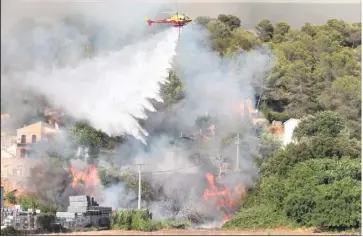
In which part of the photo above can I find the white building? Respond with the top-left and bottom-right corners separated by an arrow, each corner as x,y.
282,118 -> 301,146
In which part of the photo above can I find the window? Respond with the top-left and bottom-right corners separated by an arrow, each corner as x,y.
31,135 -> 36,143
13,168 -> 21,177
16,166 -> 22,176
20,149 -> 26,158
1,165 -> 10,177
21,135 -> 26,144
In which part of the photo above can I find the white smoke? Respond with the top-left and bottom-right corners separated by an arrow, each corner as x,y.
20,29 -> 178,142
3,29 -> 179,143
1,0 -> 177,142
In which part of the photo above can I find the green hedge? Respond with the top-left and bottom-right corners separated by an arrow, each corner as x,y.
111,209 -> 191,232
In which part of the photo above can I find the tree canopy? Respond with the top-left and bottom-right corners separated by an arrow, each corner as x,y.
188,14 -> 361,231
192,15 -> 361,140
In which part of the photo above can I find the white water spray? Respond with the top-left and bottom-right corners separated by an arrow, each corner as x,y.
19,28 -> 179,142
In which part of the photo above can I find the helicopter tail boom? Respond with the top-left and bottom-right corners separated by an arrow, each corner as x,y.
144,17 -> 153,26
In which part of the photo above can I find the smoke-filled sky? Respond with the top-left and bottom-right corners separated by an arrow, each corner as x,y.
0,0 -> 294,223
1,0 -> 179,141
2,0 -> 269,211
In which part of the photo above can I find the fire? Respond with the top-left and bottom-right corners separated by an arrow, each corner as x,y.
238,100 -> 253,119
202,173 -> 240,223
69,164 -> 100,189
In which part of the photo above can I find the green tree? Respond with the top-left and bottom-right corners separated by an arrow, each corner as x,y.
217,14 -> 241,30
293,111 -> 345,140
273,21 -> 290,43
262,20 -> 361,137
301,22 -> 318,37
283,158 -> 361,229
70,121 -> 124,159
255,19 -> 274,43
345,23 -> 361,48
228,28 -> 262,53
160,69 -> 184,108
318,75 -> 361,139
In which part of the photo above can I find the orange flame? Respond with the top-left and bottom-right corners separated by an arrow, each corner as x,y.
69,164 -> 100,189
202,173 -> 239,223
238,100 -> 253,119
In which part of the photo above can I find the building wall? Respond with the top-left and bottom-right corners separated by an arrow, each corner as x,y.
14,121 -> 59,158
1,145 -> 17,159
16,122 -> 44,144
282,119 -> 301,146
1,132 -> 17,149
0,157 -> 40,178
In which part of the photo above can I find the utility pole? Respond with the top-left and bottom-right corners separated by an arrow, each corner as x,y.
216,154 -> 225,178
136,164 -> 148,210
235,133 -> 240,172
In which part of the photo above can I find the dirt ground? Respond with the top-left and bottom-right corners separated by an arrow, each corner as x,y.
49,228 -> 336,236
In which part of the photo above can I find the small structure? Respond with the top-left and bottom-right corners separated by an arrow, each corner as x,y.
55,195 -> 112,229
282,118 -> 301,146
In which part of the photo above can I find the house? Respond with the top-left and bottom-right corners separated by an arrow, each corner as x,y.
282,118 -> 301,146
15,121 -> 59,159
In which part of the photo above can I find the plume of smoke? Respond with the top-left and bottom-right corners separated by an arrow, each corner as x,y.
119,23 -> 274,223
2,0 -> 274,224
101,23 -> 273,224
101,183 -> 141,210
2,0 -> 177,142
1,0 -> 180,208
20,29 -> 178,142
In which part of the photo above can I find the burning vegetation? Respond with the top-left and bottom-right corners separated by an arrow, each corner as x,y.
68,163 -> 101,198
202,173 -> 244,222
69,164 -> 100,189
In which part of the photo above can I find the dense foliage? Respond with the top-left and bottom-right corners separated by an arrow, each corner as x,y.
195,17 -> 361,139
18,195 -> 59,215
225,112 -> 361,230
190,16 -> 361,231
111,209 -> 190,232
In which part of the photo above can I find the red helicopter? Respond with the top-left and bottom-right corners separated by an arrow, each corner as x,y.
144,13 -> 193,28
145,12 -> 192,37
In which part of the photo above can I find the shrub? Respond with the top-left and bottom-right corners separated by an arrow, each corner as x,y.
0,226 -> 22,236
222,204 -> 292,229
111,209 -> 158,231
18,195 -> 59,215
5,192 -> 16,204
111,209 -> 190,232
